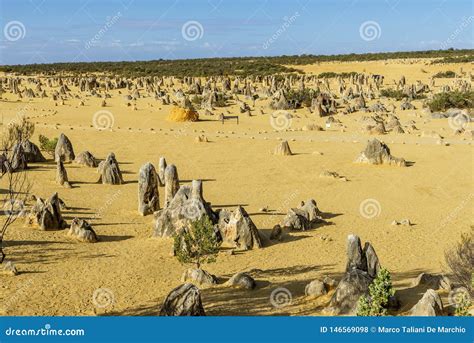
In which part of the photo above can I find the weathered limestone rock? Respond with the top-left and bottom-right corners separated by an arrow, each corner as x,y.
364,242 -> 381,278
160,283 -> 206,316
346,234 -> 366,272
409,289 -> 444,316
323,276 -> 338,290
54,133 -> 75,162
97,153 -> 123,185
305,280 -> 328,297
21,140 -> 46,162
138,162 -> 160,216
9,143 -> 27,171
74,151 -> 98,167
226,272 -> 256,290
411,273 -> 452,291
158,157 -> 167,186
181,268 -> 217,286
56,160 -> 71,188
345,235 -> 381,278
273,140 -> 292,156
28,193 -> 67,230
217,206 -> 262,250
328,269 -> 373,314
355,139 -> 406,167
66,218 -> 98,242
153,180 -> 216,237
269,224 -> 284,241
281,199 -> 323,231
328,235 -> 381,314
1,261 -> 18,276
164,164 -> 179,207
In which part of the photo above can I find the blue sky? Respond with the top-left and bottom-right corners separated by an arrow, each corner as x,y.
0,0 -> 472,65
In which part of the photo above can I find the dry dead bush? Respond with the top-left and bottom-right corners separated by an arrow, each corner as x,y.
445,228 -> 474,295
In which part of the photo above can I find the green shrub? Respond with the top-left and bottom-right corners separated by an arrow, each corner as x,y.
191,95 -> 202,105
428,91 -> 474,112
453,291 -> 472,316
3,50 -> 472,77
318,71 -> 357,79
380,88 -> 406,100
379,88 -> 426,101
173,215 -> 220,269
433,71 -> 456,78
286,88 -> 317,108
357,268 -> 395,316
214,94 -> 227,107
38,134 -> 58,157
433,55 -> 474,64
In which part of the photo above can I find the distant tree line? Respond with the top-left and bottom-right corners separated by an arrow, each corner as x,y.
1,49 -> 472,78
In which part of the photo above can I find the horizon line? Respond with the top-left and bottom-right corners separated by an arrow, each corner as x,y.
1,48 -> 473,67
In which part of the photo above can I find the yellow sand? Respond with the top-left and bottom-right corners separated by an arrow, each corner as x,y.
167,106 -> 199,122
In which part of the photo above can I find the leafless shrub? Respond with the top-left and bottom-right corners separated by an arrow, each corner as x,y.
1,116 -> 35,152
445,228 -> 474,295
0,117 -> 33,264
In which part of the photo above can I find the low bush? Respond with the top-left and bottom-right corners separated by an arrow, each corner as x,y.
428,91 -> 474,112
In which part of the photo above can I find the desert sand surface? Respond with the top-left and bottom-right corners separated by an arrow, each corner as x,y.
0,59 -> 472,316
